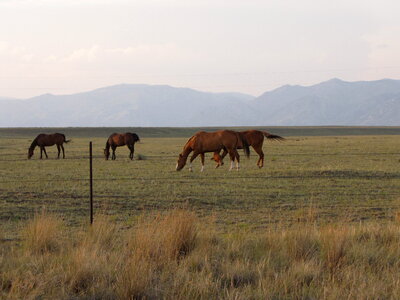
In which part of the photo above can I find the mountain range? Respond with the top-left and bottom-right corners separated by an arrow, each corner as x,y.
1,78 -> 399,127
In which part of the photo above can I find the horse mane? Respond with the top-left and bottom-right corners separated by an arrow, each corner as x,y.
29,136 -> 39,150
181,135 -> 196,154
185,135 -> 195,146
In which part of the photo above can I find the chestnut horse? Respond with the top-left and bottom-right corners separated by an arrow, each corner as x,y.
176,130 -> 250,172
104,132 -> 140,160
28,133 -> 70,159
212,130 -> 284,168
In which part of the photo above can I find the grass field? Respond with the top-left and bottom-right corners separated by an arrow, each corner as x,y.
1,127 -> 399,235
1,127 -> 400,298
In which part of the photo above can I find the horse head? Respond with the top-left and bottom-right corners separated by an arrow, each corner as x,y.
132,133 -> 140,143
211,152 -> 224,168
104,148 -> 110,160
28,148 -> 34,159
176,153 -> 187,171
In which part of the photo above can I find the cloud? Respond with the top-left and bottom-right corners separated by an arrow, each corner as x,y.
63,45 -> 100,63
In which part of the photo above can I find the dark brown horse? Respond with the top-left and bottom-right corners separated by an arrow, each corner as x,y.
176,130 -> 250,172
28,133 -> 70,159
104,132 -> 140,160
212,130 -> 284,168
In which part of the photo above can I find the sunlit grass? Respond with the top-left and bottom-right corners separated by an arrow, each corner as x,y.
2,210 -> 400,299
0,133 -> 399,238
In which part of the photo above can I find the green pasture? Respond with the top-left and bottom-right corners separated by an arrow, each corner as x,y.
0,128 -> 399,237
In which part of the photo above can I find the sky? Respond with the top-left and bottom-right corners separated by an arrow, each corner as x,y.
1,0 -> 400,98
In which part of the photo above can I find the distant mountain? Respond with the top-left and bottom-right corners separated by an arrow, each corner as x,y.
253,78 -> 400,125
0,85 -> 257,127
1,79 -> 400,127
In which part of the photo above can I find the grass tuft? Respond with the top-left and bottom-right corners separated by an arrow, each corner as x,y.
4,210 -> 400,299
21,210 -> 63,254
136,153 -> 147,160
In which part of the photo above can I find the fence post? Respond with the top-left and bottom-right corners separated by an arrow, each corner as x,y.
89,141 -> 93,224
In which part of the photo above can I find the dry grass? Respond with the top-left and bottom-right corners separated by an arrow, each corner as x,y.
21,210 -> 64,254
116,210 -> 198,299
2,210 -> 400,299
129,209 -> 198,263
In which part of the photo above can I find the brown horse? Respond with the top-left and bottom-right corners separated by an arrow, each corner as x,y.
212,130 -> 284,168
28,133 -> 70,159
176,130 -> 250,172
104,132 -> 140,160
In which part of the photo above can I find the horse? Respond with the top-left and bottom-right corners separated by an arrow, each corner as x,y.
176,130 -> 250,172
28,133 -> 70,159
212,130 -> 284,168
104,132 -> 140,160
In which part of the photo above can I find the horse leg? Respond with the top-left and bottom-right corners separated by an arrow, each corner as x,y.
189,151 -> 200,172
200,153 -> 205,172
57,145 -> 61,159
112,146 -> 116,160
234,149 -> 240,171
43,147 -> 48,159
227,150 -> 236,171
128,144 -> 134,160
40,147 -> 43,159
253,146 -> 264,168
61,144 -> 65,159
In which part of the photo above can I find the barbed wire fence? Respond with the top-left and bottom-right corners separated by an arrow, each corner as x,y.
1,144 -> 399,225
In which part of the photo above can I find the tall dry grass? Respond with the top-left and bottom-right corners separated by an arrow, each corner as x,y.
21,210 -> 64,254
1,210 -> 400,299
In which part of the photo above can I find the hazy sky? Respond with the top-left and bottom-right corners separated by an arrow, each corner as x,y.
1,0 -> 400,98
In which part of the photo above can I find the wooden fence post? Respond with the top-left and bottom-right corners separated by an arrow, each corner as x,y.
89,141 -> 93,224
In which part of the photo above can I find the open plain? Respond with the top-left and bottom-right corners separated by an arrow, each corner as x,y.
1,127 -> 399,233
1,127 -> 400,299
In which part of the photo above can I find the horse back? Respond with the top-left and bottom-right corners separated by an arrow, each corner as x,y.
108,133 -> 125,147
241,130 -> 264,146
195,130 -> 238,151
36,133 -> 65,146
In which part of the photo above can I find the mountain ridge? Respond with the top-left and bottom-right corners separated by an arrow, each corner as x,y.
1,79 -> 399,127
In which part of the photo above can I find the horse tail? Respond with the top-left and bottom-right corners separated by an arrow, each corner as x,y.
262,131 -> 285,141
61,134 -> 71,143
238,133 -> 250,158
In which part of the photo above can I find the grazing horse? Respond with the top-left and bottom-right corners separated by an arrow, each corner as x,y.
104,132 -> 140,160
28,133 -> 70,159
212,130 -> 284,168
176,130 -> 250,172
